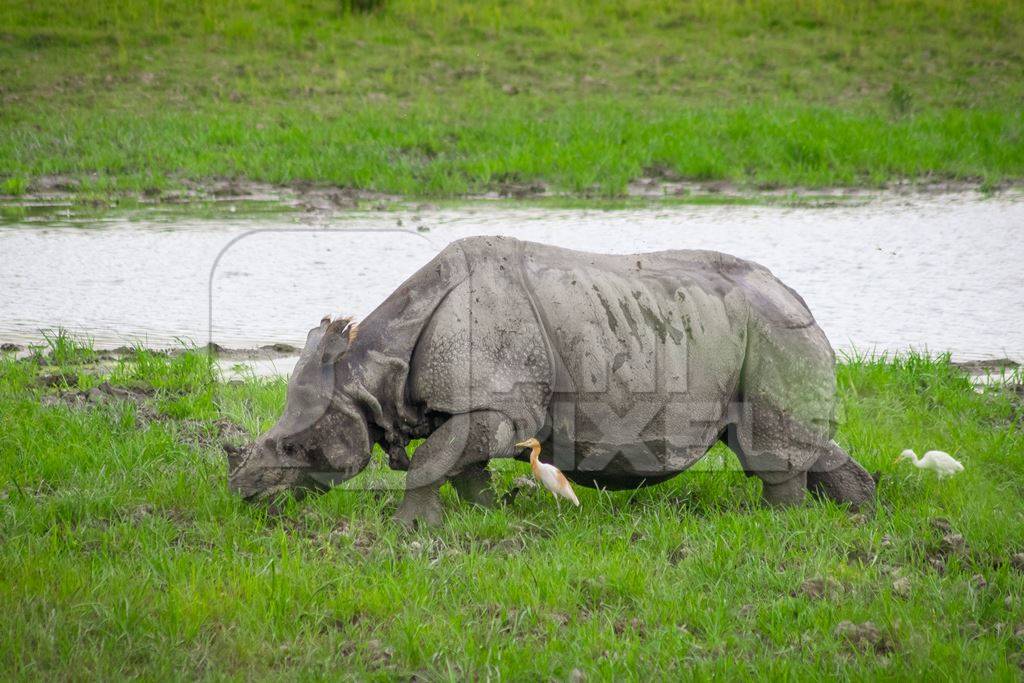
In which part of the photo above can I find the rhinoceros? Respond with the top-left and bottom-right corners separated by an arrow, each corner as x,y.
228,236 -> 875,526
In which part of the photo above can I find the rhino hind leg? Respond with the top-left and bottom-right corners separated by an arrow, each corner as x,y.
724,386 -> 876,508
724,424 -> 874,508
807,441 -> 876,508
723,422 -> 806,507
761,471 -> 807,506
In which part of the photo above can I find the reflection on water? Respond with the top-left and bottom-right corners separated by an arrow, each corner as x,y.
1,194 -> 1022,362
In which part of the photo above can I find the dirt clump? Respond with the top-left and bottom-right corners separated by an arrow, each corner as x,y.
941,533 -> 967,555
799,577 -> 842,600
38,372 -> 80,387
834,620 -> 892,653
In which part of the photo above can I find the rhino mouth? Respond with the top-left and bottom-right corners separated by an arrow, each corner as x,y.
226,437 -> 369,499
232,468 -> 355,500
232,468 -> 303,501
307,464 -> 364,490
308,471 -> 351,489
244,482 -> 297,501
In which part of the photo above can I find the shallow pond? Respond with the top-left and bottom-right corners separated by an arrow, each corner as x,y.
1,193 -> 1022,363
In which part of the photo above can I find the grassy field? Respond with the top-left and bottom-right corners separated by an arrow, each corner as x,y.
2,335 -> 1023,678
1,0 -> 1023,199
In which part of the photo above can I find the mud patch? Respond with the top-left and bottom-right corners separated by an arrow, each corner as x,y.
180,417 -> 251,453
953,358 -> 1020,373
120,503 -> 193,527
39,379 -> 156,416
8,176 -> 402,211
38,371 -> 81,387
833,620 -> 894,654
1010,553 -> 1024,572
494,179 -> 547,199
266,512 -> 382,557
36,375 -> 251,454
797,577 -> 842,600
667,544 -> 690,565
7,174 -> 1015,210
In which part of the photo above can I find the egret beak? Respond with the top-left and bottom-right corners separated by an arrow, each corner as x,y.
515,438 -> 536,449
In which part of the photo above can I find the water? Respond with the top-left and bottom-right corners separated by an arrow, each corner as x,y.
2,194 -> 1022,362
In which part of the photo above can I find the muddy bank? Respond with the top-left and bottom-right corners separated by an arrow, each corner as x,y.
3,341 -> 302,382
5,341 -> 299,363
952,358 -> 1020,374
3,174 -> 1021,210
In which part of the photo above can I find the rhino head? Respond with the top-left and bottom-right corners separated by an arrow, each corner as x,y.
227,316 -> 376,500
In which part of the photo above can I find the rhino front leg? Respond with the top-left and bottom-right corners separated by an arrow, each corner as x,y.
386,442 -> 411,471
394,410 -> 515,528
394,481 -> 444,528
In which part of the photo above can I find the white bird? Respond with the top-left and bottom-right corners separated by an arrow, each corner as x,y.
895,449 -> 964,479
516,438 -> 580,508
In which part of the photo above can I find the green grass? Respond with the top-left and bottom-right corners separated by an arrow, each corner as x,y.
1,0 -> 1022,200
2,335 -> 1023,678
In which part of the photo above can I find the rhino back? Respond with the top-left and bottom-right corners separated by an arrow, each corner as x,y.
517,244 -> 754,473
410,239 -> 754,473
407,238 -> 836,478
517,244 -> 750,401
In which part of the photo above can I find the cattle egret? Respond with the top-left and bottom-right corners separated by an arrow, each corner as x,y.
895,449 -> 964,479
515,438 -> 580,508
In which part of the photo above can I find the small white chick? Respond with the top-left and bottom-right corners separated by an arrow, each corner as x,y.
895,449 -> 964,479
516,438 -> 580,508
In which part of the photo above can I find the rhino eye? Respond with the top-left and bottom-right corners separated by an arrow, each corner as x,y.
281,441 -> 299,457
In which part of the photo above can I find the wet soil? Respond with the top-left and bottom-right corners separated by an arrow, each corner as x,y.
4,174 -> 1019,208
33,366 -> 251,452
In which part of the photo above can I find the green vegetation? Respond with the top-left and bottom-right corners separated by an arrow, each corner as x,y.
2,334 -> 1023,677
1,0 -> 1022,199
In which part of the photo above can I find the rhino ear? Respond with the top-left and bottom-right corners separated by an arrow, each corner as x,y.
301,315 -> 333,351
318,317 -> 354,365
